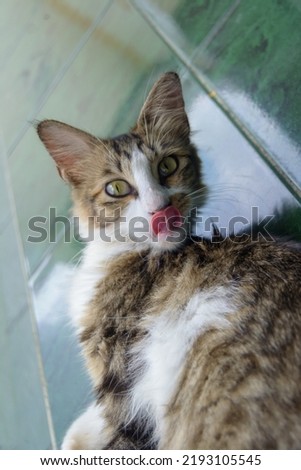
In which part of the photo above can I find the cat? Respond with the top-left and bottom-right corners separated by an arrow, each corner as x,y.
37,72 -> 301,450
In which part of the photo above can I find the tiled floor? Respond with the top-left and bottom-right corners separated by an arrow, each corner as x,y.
1,0 -> 300,449
0,138 -> 53,450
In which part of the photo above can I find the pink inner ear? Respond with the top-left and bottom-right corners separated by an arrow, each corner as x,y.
52,149 -> 85,184
50,139 -> 89,184
56,152 -> 78,171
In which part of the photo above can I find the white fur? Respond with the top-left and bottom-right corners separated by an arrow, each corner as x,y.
61,402 -> 109,450
131,148 -> 169,213
124,147 -> 189,251
130,286 -> 235,442
69,239 -> 131,328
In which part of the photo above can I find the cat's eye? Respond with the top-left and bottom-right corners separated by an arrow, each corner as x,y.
158,156 -> 178,177
105,180 -> 132,197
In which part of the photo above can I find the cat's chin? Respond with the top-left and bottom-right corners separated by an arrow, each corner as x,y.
107,232 -> 186,254
149,238 -> 185,254
77,219 -> 188,255
149,229 -> 187,253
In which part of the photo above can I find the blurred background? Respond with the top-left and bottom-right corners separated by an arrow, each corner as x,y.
0,0 -> 301,449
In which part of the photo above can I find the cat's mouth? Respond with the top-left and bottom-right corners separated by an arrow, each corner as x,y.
150,205 -> 184,236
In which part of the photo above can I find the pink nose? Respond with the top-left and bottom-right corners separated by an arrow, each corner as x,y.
150,206 -> 183,235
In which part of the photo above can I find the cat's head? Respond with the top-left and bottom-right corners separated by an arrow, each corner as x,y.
37,72 -> 206,253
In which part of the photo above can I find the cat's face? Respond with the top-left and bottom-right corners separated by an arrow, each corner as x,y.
38,72 -> 206,252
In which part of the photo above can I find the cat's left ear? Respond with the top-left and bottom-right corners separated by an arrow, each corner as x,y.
136,72 -> 190,145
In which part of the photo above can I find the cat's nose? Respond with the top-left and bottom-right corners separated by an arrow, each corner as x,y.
147,203 -> 170,215
144,188 -> 169,214
148,204 -> 169,215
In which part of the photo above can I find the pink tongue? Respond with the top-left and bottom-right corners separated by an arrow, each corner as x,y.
150,206 -> 183,236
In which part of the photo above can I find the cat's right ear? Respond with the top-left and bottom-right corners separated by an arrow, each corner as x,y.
136,72 -> 190,146
37,120 -> 97,185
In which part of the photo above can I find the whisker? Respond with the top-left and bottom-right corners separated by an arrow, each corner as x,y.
93,138 -> 116,161
68,246 -> 86,265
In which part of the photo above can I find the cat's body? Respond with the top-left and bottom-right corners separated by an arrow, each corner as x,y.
38,72 -> 301,450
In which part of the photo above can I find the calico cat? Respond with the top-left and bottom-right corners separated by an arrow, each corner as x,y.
37,72 -> 301,450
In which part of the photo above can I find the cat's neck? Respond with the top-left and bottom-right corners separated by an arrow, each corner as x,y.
69,236 -> 152,328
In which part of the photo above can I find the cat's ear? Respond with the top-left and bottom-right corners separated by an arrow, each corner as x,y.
37,120 -> 97,185
136,72 -> 190,145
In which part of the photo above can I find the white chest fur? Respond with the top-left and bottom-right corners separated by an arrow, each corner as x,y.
130,286 -> 234,442
69,241 -> 128,329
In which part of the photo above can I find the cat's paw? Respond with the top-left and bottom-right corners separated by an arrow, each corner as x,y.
61,402 -> 110,450
61,433 -> 84,450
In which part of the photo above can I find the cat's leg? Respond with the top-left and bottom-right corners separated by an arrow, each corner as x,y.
61,402 -> 113,450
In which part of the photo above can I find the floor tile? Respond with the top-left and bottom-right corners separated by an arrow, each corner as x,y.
193,0 -> 301,190
0,0 -> 110,153
33,251 -> 91,447
0,142 -> 53,449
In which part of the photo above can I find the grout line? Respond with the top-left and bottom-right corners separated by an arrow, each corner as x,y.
0,133 -> 57,450
193,0 -> 241,55
130,0 -> 301,204
7,0 -> 112,158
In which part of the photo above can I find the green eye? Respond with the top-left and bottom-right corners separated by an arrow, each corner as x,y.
158,156 -> 178,177
105,180 -> 132,197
